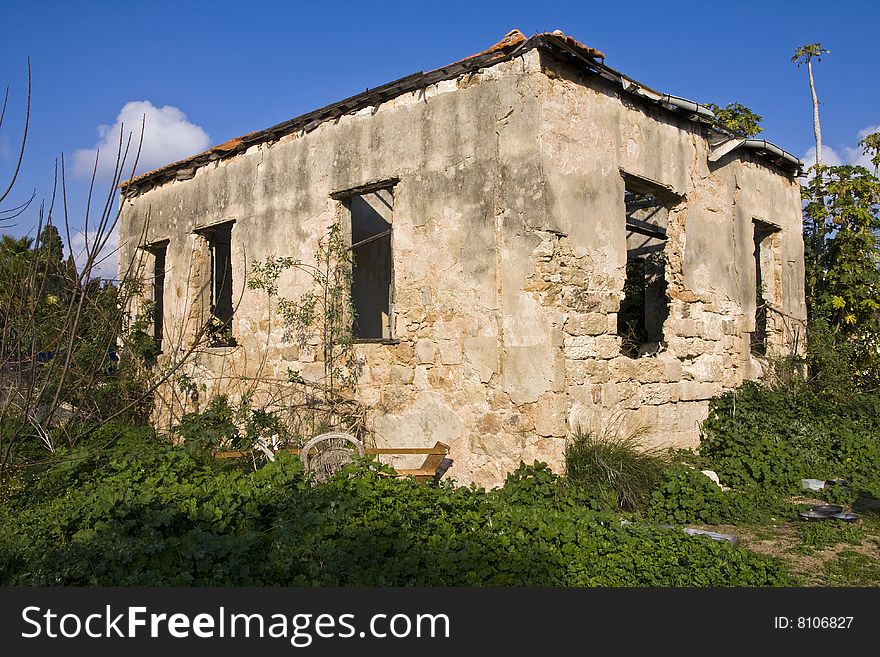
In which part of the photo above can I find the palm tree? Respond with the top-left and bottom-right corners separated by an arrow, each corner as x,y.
792,43 -> 830,169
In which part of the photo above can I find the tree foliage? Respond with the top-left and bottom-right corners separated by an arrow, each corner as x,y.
706,102 -> 763,138
0,227 -> 154,469
860,131 -> 880,176
801,164 -> 880,387
0,62 -> 173,485
791,42 -> 830,67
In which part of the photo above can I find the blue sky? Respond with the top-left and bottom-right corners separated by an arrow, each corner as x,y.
1,0 -> 877,275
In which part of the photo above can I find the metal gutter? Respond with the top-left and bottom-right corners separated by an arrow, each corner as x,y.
742,139 -> 803,169
611,73 -> 715,123
660,94 -> 716,121
540,34 -> 716,124
709,138 -> 803,171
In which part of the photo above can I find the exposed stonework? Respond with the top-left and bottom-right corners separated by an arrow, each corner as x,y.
118,30 -> 806,488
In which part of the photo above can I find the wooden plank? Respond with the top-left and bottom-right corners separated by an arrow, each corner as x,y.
330,177 -> 401,200
364,447 -> 448,455
414,453 -> 446,473
282,447 -> 448,455
625,219 -> 667,240
213,450 -> 251,458
350,229 -> 392,251
276,447 -> 447,455
396,442 -> 452,480
213,442 -> 450,459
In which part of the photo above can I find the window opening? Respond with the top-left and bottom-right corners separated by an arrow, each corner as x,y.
147,241 -> 167,350
346,187 -> 394,340
750,221 -> 777,356
199,222 -> 235,346
618,176 -> 673,357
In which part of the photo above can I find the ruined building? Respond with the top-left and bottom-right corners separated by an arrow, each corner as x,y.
119,30 -> 806,487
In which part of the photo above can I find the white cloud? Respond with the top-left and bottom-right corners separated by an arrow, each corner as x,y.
801,123 -> 880,171
802,144 -> 843,168
857,124 -> 880,139
73,101 -> 210,179
68,224 -> 119,281
842,124 -> 880,169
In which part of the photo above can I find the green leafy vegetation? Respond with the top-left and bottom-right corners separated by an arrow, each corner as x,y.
700,383 -> 880,500
861,132 -> 880,176
650,383 -> 880,586
171,394 -> 284,456
823,549 -> 880,586
0,428 -> 792,587
705,102 -> 763,138
1,225 -> 155,484
801,163 -> 880,389
790,521 -> 865,555
648,466 -> 795,526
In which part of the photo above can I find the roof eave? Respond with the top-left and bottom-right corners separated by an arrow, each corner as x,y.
121,32 -> 557,196
121,31 -> 799,196
709,137 -> 803,174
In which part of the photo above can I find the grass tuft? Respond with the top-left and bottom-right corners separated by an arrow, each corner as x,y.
564,424 -> 671,513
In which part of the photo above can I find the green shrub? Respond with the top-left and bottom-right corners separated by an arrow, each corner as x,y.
268,460 -> 792,587
495,462 -> 563,507
647,466 -> 795,526
497,462 -> 616,513
171,395 -> 285,456
171,395 -> 241,455
0,434 -> 793,587
0,425 -> 296,585
563,428 -> 671,513
700,382 -> 880,496
818,482 -> 859,506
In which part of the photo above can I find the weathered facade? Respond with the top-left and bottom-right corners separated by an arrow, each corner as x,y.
119,30 -> 806,487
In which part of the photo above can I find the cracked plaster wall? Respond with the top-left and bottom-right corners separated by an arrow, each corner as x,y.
119,49 -> 806,488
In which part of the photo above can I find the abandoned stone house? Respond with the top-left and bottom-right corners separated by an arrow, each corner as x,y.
118,29 -> 807,487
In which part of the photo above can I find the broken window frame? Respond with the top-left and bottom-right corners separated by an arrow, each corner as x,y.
618,172 -> 679,358
196,221 -> 237,347
333,180 -> 398,344
750,219 -> 779,357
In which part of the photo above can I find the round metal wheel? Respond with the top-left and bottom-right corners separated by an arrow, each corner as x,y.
300,431 -> 365,483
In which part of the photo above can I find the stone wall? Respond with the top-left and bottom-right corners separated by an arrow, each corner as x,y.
118,48 -> 806,488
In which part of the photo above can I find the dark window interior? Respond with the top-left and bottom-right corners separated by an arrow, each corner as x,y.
618,177 -> 672,357
202,222 -> 235,346
750,221 -> 776,356
149,242 -> 167,349
348,189 -> 393,340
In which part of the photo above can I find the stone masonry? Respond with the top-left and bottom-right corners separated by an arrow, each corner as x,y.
118,30 -> 806,488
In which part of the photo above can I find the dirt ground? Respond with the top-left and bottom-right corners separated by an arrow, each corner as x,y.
690,496 -> 880,586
